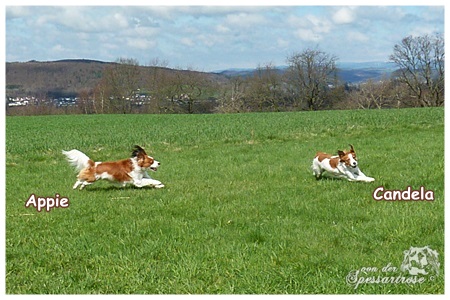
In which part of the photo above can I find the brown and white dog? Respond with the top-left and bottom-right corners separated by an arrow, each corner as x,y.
312,144 -> 375,182
62,145 -> 164,190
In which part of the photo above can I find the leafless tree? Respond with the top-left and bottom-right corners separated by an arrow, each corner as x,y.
102,58 -> 141,113
78,89 -> 96,114
349,78 -> 395,109
389,34 -> 444,107
286,48 -> 338,110
176,68 -> 211,114
146,58 -> 172,113
216,76 -> 247,113
246,63 -> 286,111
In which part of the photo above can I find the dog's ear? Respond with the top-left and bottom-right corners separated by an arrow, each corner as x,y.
132,145 -> 147,158
338,150 -> 345,158
349,144 -> 355,153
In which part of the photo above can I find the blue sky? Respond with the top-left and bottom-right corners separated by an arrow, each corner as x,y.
5,3 -> 445,71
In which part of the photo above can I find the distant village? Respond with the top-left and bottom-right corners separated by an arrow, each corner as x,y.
7,94 -> 153,108
7,96 -> 76,107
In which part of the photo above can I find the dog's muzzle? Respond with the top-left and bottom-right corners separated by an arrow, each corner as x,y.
150,161 -> 160,171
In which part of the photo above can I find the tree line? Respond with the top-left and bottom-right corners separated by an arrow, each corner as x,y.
7,33 -> 444,115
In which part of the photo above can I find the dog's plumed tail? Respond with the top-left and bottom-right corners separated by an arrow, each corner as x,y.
62,149 -> 94,171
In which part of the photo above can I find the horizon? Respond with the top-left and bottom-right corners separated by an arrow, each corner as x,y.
6,58 -> 397,72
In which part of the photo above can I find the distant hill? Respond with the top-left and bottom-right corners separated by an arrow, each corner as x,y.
6,60 -> 110,98
6,59 -> 226,99
336,61 -> 397,83
213,61 -> 398,83
6,59 -> 398,99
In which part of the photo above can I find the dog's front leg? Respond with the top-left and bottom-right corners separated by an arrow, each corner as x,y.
353,169 -> 375,182
357,174 -> 375,182
134,178 -> 165,188
144,171 -> 164,188
342,170 -> 359,181
144,178 -> 165,188
336,165 -> 358,181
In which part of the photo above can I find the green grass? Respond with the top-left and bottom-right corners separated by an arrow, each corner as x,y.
5,108 -> 444,294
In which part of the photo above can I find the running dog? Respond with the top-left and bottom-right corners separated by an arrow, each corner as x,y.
62,145 -> 164,190
312,144 -> 375,182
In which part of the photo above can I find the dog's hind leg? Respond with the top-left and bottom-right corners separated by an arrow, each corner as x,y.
311,161 -> 323,180
74,167 -> 96,190
314,171 -> 323,180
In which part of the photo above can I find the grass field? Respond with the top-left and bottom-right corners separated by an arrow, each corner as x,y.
5,108 -> 444,294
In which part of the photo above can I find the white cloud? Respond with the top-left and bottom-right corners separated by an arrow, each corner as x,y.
33,7 -> 130,33
51,44 -> 65,52
332,7 -> 355,24
289,14 -> 332,42
180,37 -> 195,47
6,6 -> 32,19
216,24 -> 231,33
295,28 -> 322,42
126,38 -> 157,50
347,30 -> 369,42
308,15 -> 332,33
125,26 -> 159,38
225,12 -> 265,28
277,38 -> 290,49
112,13 -> 129,28
198,34 -> 217,47
408,26 -> 441,37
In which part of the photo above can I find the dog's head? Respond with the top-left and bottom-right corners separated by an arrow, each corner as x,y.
338,144 -> 358,168
132,145 -> 160,171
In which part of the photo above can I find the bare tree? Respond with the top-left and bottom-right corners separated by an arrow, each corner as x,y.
246,63 -> 286,111
102,58 -> 141,113
216,76 -> 247,113
78,88 -> 96,114
146,58 -> 171,113
286,48 -> 338,110
92,80 -> 106,114
177,68 -> 211,114
389,34 -> 444,107
348,78 -> 395,109
154,67 -> 213,114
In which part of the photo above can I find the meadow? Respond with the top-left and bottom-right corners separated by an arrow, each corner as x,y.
5,108 -> 444,294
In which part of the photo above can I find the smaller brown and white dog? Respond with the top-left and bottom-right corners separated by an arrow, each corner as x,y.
62,145 -> 164,190
312,144 -> 375,182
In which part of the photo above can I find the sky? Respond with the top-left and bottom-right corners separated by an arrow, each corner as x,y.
4,2 -> 446,72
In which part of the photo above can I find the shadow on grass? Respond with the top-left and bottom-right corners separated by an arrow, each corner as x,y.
75,185 -> 161,192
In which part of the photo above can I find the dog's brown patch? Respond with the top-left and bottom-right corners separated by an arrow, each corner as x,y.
95,159 -> 134,182
316,152 -> 332,162
329,157 -> 339,169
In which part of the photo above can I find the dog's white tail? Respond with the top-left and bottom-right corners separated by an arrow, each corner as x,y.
62,149 -> 92,171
